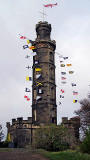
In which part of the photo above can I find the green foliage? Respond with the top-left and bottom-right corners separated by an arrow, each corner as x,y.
0,124 -> 4,142
80,129 -> 90,154
34,125 -> 70,151
40,150 -> 90,160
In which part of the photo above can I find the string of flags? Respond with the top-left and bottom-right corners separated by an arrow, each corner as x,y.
57,53 -> 79,105
19,32 -> 43,103
19,34 -> 36,103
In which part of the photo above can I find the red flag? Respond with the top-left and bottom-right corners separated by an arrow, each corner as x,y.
61,77 -> 66,80
19,34 -> 26,39
61,89 -> 64,93
24,95 -> 27,98
27,98 -> 30,101
20,36 -> 26,39
44,3 -> 57,8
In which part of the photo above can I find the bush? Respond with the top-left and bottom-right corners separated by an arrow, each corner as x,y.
80,129 -> 90,154
34,125 -> 70,151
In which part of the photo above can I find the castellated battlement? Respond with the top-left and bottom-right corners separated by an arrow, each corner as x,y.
6,117 -> 32,129
61,116 -> 80,140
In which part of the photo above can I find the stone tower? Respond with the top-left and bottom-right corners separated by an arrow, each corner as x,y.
32,21 -> 57,125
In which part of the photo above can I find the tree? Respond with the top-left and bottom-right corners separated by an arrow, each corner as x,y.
34,124 -> 71,151
0,124 -> 4,142
75,98 -> 90,134
80,128 -> 90,154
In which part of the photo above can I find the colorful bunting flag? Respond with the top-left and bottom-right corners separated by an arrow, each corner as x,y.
19,35 -> 26,39
26,76 -> 32,81
25,55 -> 30,58
38,89 -> 43,94
71,83 -> 76,87
35,60 -> 39,64
73,91 -> 78,95
29,46 -> 35,50
61,89 -> 64,93
63,57 -> 68,60
61,72 -> 66,75
73,100 -> 78,103
60,61 -> 63,63
36,96 -> 42,101
61,77 -> 66,80
36,74 -> 41,79
59,102 -> 62,105
61,81 -> 66,84
27,39 -> 33,44
60,95 -> 64,98
23,45 -> 29,49
35,68 -> 42,72
66,64 -> 72,67
27,40 -> 30,44
69,71 -> 74,74
27,98 -> 30,101
44,3 -> 57,8
26,66 -> 31,69
24,95 -> 27,98
61,64 -> 65,67
25,88 -> 31,92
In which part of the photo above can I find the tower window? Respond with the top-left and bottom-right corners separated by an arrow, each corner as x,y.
49,52 -> 53,61
34,89 -> 36,99
52,117 -> 56,123
34,110 -> 36,121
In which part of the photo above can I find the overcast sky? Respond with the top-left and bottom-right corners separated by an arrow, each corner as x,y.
0,0 -> 90,137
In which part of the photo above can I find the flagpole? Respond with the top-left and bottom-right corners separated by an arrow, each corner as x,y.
43,6 -> 44,22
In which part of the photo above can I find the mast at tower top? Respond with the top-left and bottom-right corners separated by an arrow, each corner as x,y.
39,7 -> 47,22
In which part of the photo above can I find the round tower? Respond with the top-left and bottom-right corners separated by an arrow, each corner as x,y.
32,21 -> 57,125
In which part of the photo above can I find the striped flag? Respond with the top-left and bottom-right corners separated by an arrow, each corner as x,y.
23,45 -> 29,49
73,91 -> 78,95
61,77 -> 66,80
61,72 -> 66,75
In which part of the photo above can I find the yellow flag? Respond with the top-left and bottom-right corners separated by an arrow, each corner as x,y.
67,64 -> 72,66
73,100 -> 77,103
7,133 -> 11,142
29,46 -> 35,50
27,40 -> 30,44
35,68 -> 42,72
26,76 -> 29,81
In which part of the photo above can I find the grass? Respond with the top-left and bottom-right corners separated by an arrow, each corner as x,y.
38,149 -> 90,160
